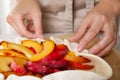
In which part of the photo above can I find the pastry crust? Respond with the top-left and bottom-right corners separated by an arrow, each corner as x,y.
0,36 -> 112,80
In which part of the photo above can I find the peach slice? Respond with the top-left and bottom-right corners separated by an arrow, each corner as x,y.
0,41 -> 9,49
3,71 -> 18,78
10,57 -> 27,75
21,40 -> 43,54
30,40 -> 55,61
7,43 -> 34,59
0,49 -> 28,60
14,57 -> 27,68
0,56 -> 14,72
69,62 -> 94,70
64,52 -> 90,63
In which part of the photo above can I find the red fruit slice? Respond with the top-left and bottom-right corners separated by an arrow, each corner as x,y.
25,61 -> 54,75
41,49 -> 68,61
55,44 -> 68,51
41,59 -> 68,69
40,44 -> 68,61
38,44 -> 69,69
53,69 -> 60,72
10,61 -> 26,75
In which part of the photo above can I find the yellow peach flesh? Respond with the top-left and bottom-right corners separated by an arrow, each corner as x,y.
30,40 -> 55,61
0,49 -> 28,60
13,57 -> 27,69
0,56 -> 14,72
7,43 -> 34,59
22,40 -> 43,53
0,41 -> 9,49
64,52 -> 90,63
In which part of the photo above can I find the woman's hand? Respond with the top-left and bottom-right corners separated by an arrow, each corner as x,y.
7,0 -> 44,39
69,0 -> 120,57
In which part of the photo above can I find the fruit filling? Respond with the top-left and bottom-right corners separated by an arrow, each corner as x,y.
0,39 -> 94,78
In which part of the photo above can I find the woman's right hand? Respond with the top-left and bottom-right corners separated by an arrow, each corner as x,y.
7,0 -> 44,39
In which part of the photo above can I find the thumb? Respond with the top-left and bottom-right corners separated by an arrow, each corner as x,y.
15,16 -> 36,38
32,14 -> 44,39
69,18 -> 91,42
69,26 -> 88,42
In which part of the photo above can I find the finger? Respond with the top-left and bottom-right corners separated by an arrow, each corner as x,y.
23,18 -> 35,32
7,14 -> 22,34
9,22 -> 21,35
15,16 -> 36,38
7,14 -> 36,38
98,36 -> 116,57
28,25 -> 34,32
27,20 -> 34,32
32,14 -> 44,39
69,19 -> 91,42
89,24 -> 114,55
78,17 -> 104,51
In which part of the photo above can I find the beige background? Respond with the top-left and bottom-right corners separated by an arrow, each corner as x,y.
0,0 -> 120,52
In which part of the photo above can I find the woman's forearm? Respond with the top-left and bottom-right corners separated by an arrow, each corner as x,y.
17,0 -> 39,2
93,0 -> 120,17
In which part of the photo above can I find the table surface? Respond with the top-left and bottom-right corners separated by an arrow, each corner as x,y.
49,33 -> 120,80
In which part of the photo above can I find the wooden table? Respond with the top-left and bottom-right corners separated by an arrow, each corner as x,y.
45,33 -> 120,80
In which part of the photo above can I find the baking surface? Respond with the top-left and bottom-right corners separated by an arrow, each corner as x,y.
49,33 -> 120,80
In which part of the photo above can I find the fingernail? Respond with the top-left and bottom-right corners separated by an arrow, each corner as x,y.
89,50 -> 95,54
78,42 -> 84,52
78,46 -> 83,52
